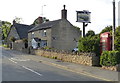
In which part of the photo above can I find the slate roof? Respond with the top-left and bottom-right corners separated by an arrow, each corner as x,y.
13,23 -> 34,39
28,19 -> 63,32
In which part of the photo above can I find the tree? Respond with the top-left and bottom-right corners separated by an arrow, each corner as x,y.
86,30 -> 95,37
32,17 -> 49,26
9,36 -> 16,42
14,17 -> 23,23
100,26 -> 112,34
115,26 -> 120,36
115,26 -> 120,51
0,21 -> 11,40
78,35 -> 100,56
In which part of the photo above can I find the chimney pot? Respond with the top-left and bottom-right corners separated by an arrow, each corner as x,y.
63,5 -> 66,9
61,5 -> 67,19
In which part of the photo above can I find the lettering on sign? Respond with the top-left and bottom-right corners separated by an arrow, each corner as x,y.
101,34 -> 108,38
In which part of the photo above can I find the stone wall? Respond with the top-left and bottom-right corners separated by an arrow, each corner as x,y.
13,40 -> 28,53
33,49 -> 100,66
102,64 -> 120,71
51,19 -> 81,51
28,28 -> 52,48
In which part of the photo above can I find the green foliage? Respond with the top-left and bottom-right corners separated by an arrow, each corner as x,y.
99,25 -> 120,52
115,26 -> 120,51
100,26 -> 112,34
51,56 -> 57,59
78,35 -> 100,56
2,44 -> 8,48
115,36 -> 120,51
9,36 -> 16,42
43,46 -> 52,50
0,21 -> 11,40
14,17 -> 22,23
115,26 -> 120,36
33,17 -> 49,26
86,30 -> 95,37
22,38 -> 28,43
100,51 -> 120,66
44,55 -> 49,58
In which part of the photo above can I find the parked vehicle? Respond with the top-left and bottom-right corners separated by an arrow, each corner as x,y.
72,47 -> 78,53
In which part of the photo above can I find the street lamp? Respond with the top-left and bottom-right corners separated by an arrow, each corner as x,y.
41,5 -> 46,16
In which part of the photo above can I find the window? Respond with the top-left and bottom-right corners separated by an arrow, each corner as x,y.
102,42 -> 106,51
41,40 -> 47,47
42,30 -> 47,37
31,32 -> 34,38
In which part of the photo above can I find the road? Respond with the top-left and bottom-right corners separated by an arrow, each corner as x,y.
1,47 -> 114,82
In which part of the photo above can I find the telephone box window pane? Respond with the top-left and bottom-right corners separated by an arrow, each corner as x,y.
102,47 -> 106,51
102,42 -> 106,45
102,40 -> 106,42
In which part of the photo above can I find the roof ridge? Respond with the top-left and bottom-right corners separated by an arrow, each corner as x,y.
28,19 -> 63,32
14,23 -> 31,26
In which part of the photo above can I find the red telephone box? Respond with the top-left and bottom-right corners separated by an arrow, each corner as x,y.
100,32 -> 112,54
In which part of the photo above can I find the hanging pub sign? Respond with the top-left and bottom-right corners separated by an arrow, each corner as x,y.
76,10 -> 91,23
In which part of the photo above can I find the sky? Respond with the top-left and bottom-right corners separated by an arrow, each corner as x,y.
0,0 -> 120,34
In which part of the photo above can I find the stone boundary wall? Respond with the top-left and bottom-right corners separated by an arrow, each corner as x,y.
13,40 -> 28,53
32,49 -> 100,66
102,64 -> 120,71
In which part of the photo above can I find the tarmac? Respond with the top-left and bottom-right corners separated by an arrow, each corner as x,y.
22,53 -> 120,82
2,48 -> 120,82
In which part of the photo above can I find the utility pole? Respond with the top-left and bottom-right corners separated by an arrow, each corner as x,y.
112,0 -> 115,50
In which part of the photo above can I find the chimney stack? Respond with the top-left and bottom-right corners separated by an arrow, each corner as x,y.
61,5 -> 67,19
38,17 -> 44,24
13,20 -> 16,24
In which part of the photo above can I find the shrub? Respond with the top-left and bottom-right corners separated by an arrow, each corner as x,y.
51,56 -> 57,59
100,51 -> 120,66
2,44 -> 8,48
9,36 -> 16,42
78,35 -> 100,56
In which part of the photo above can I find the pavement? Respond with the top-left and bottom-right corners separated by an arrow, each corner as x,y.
2,48 -> 120,82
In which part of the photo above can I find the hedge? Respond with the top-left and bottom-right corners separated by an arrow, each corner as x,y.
100,51 -> 120,66
78,36 -> 100,56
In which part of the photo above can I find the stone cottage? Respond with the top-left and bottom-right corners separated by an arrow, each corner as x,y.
7,21 -> 34,51
28,5 -> 81,51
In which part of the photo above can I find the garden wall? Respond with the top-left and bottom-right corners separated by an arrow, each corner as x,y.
13,40 -> 28,53
102,65 -> 120,71
32,49 -> 100,66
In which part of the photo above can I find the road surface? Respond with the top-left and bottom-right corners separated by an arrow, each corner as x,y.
1,47 -> 114,82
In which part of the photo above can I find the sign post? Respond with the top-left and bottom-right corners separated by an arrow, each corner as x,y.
76,10 -> 91,37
